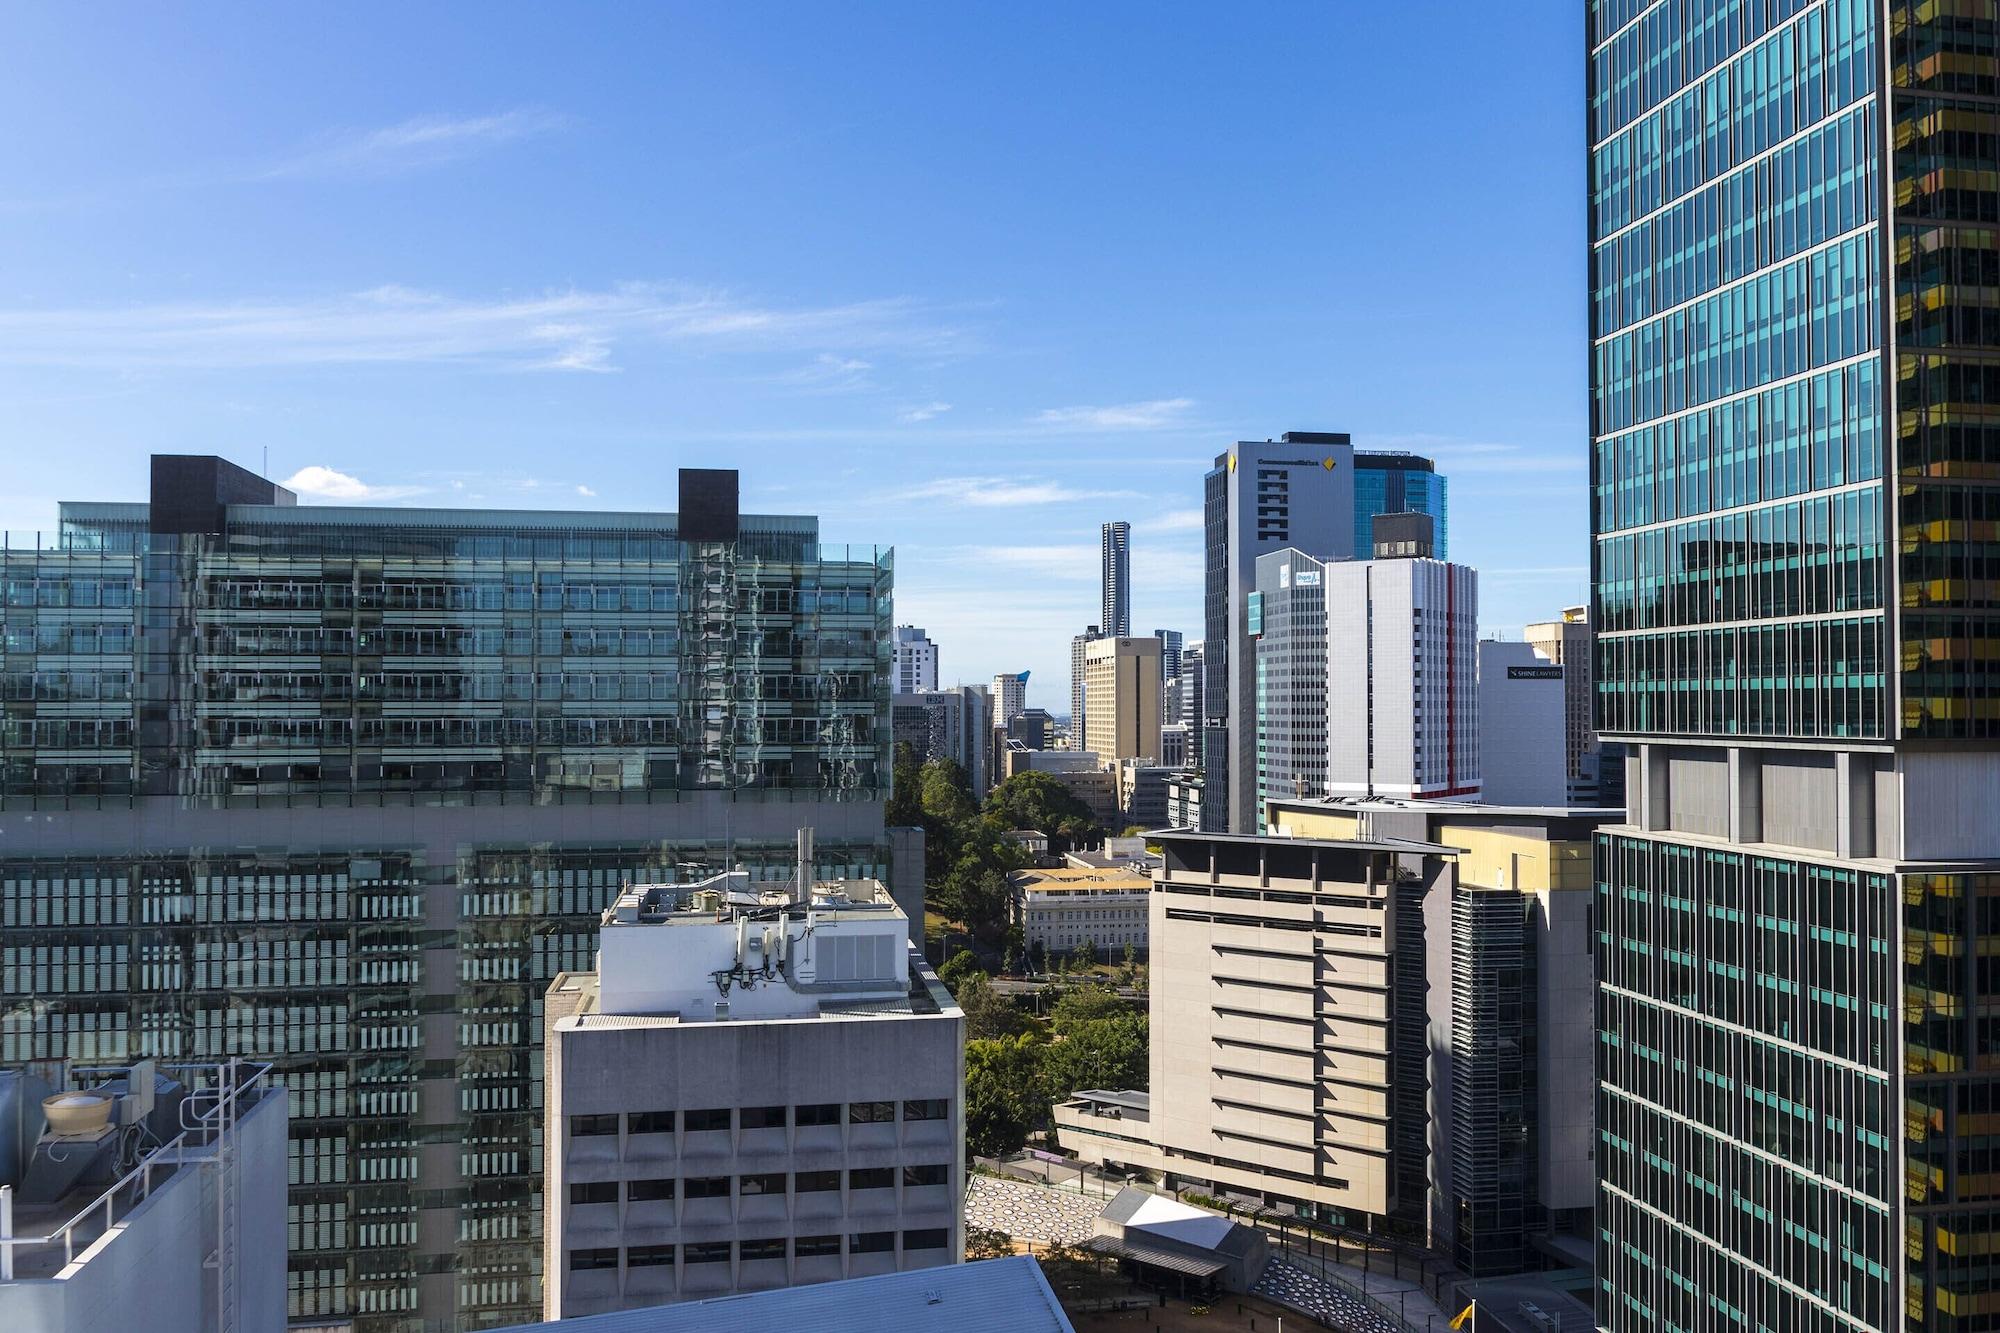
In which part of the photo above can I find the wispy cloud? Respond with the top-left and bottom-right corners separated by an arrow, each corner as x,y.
897,401 -> 953,423
281,465 -> 427,503
575,485 -> 598,498
0,283 -> 958,374
1366,433 -> 1579,474
257,109 -> 571,180
1134,507 -> 1203,534
891,476 -> 1141,508
775,353 -> 875,391
1035,397 -> 1195,431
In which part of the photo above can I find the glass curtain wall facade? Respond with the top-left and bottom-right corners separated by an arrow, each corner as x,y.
0,464 -> 894,1331
1353,453 -> 1449,560
1590,5 -> 2000,1332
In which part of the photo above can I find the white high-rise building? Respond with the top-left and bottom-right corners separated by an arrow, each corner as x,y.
991,671 -> 1030,728
1252,514 -> 1478,817
893,625 -> 938,694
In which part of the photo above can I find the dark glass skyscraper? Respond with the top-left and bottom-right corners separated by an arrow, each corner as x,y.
1353,452 -> 1449,561
1588,5 -> 1998,1331
0,458 -> 895,1330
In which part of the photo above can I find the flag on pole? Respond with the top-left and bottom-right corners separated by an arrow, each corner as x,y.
1449,1302 -> 1477,1331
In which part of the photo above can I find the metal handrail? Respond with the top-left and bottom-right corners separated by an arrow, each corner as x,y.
0,1060 -> 273,1281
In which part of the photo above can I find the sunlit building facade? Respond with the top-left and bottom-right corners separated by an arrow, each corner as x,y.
1589,6 -> 1999,1331
0,457 -> 895,1331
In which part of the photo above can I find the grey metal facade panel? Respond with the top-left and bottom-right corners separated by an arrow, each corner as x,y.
500,1255 -> 1072,1333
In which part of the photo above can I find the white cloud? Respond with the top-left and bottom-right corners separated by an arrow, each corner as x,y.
258,109 -> 571,180
281,465 -> 426,503
1035,397 -> 1195,431
1135,507 -> 1203,534
1365,433 -> 1579,474
0,284 -> 957,375
897,401 -> 952,423
576,484 -> 597,497
778,353 -> 875,390
891,476 -> 1141,508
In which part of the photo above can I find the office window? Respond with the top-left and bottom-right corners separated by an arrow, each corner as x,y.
740,1238 -> 786,1261
628,1111 -> 674,1135
568,1181 -> 617,1205
849,1167 -> 894,1190
684,1108 -> 730,1132
628,1245 -> 674,1268
569,1248 -> 617,1271
903,1098 -> 948,1121
796,1170 -> 840,1193
903,1229 -> 949,1251
848,1101 -> 895,1124
850,1231 -> 895,1254
684,1177 -> 729,1199
903,1163 -> 949,1187
739,1172 -> 787,1196
628,1178 -> 674,1202
742,1105 -> 787,1129
796,1102 -> 840,1126
684,1242 -> 730,1264
569,1114 -> 617,1137
796,1234 -> 840,1258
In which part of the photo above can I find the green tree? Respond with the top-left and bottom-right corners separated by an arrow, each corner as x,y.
983,772 -> 1103,853
956,972 -> 1030,1042
937,949 -> 986,994
921,758 -> 980,831
885,741 -> 925,830
1050,983 -> 1128,1031
1043,1012 -> 1148,1099
964,1032 -> 1048,1157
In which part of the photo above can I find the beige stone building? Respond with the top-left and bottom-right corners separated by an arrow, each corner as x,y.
1081,636 -> 1164,763
1008,864 -> 1151,961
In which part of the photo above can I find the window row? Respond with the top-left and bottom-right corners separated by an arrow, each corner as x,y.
1595,617 -> 1887,739
569,1099 -> 950,1137
569,1229 -> 950,1270
1595,359 -> 1880,533
567,1164 -> 950,1204
1594,232 -> 1879,437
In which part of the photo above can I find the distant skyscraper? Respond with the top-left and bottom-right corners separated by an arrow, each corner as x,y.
1353,452 -> 1449,560
1522,606 -> 1609,804
991,670 -> 1029,727
1201,433 -> 1355,831
1069,625 -> 1103,745
893,624 -> 938,693
1175,642 -> 1204,732
893,685 -> 992,795
1588,9 -> 1999,1331
1153,628 -> 1183,683
1082,636 -> 1164,763
1100,521 -> 1131,636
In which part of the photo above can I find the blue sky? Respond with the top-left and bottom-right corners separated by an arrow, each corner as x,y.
0,4 -> 1587,711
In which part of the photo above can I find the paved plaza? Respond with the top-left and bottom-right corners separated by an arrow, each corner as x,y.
964,1173 -> 1106,1245
1253,1259 -> 1403,1333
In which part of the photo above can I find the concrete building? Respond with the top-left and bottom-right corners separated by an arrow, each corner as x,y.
1007,707 -> 1052,752
893,626 -> 939,694
1170,642 -> 1205,730
1157,723 -> 1191,771
892,685 -> 992,796
1068,626 -> 1103,749
1475,641 -> 1566,807
1081,636 -> 1164,764
1521,607 -> 1620,807
1009,864 -> 1150,962
0,1060 -> 288,1333
1001,750 -> 1120,828
990,670 -> 1029,728
0,458 -> 899,1330
1064,835 -> 1162,874
1100,522 -> 1131,637
543,866 -> 964,1321
1164,773 -> 1203,830
1202,434 -> 1356,832
1057,803 -> 1612,1277
495,1254 -> 1073,1333
1115,759 -> 1174,830
1353,452 -> 1449,562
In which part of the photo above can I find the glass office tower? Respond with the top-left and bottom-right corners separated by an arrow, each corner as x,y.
0,457 -> 895,1330
1589,5 -> 1998,1331
1353,452 -> 1449,561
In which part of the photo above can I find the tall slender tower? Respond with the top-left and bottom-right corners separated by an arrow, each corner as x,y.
1588,7 -> 1998,1331
1100,520 -> 1131,637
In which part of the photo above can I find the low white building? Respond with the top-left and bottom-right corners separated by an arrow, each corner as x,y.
543,859 -> 965,1321
1009,864 -> 1151,961
1476,640 -> 1567,806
